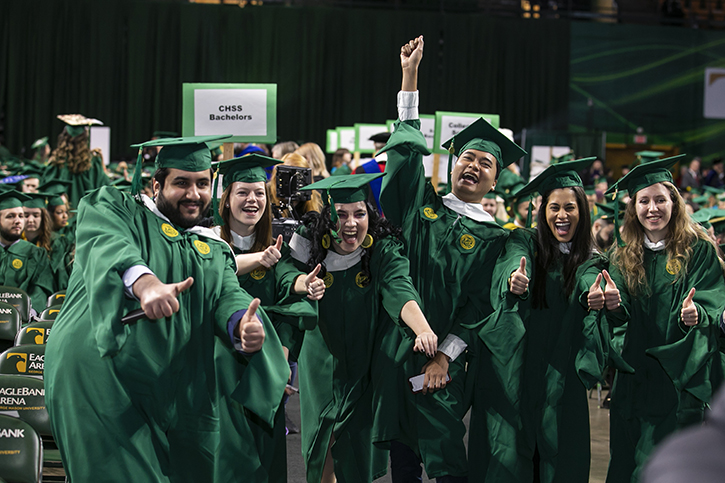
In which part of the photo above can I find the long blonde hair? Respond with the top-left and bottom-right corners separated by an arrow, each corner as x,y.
295,143 -> 330,179
268,152 -> 323,217
611,181 -> 723,295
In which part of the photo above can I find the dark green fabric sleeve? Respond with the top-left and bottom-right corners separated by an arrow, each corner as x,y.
373,237 -> 421,325
378,119 -> 434,229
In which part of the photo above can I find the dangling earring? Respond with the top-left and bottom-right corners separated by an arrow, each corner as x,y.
322,234 -> 331,249
225,204 -> 230,208
361,234 -> 374,249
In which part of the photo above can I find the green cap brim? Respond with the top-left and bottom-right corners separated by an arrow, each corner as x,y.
216,153 -> 281,190
441,118 -> 527,169
606,154 -> 685,197
511,157 -> 597,201
0,190 -> 31,210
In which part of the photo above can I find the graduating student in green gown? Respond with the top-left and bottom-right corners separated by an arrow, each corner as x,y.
22,192 -> 53,255
44,136 -> 289,483
212,154 -> 323,482
0,190 -> 54,312
377,36 -> 525,482
288,173 -> 438,483
41,181 -> 75,291
603,155 -> 725,483
44,114 -> 109,209
492,158 -> 612,483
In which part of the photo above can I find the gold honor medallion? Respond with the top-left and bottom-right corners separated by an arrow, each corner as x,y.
323,272 -> 334,288
162,223 -> 179,238
423,207 -> 438,220
193,240 -> 211,255
11,259 -> 22,270
666,258 -> 682,275
460,234 -> 475,250
355,272 -> 369,288
250,268 -> 266,280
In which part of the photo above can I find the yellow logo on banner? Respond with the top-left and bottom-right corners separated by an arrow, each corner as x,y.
250,268 -> 266,280
666,258 -> 682,275
6,353 -> 27,373
161,223 -> 179,238
11,259 -> 22,270
355,272 -> 369,288
194,240 -> 210,255
460,234 -> 475,250
323,272 -> 334,288
423,207 -> 438,220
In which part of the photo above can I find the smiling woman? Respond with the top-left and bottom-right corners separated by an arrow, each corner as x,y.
605,155 -> 725,483
488,157 -> 607,483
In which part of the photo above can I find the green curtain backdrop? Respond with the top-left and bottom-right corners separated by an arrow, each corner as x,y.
0,0 -> 569,160
569,21 -> 725,160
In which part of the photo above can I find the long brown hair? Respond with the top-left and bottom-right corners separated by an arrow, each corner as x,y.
611,181 -> 723,295
295,143 -> 330,179
22,209 -> 52,253
218,182 -> 273,254
48,129 -> 92,174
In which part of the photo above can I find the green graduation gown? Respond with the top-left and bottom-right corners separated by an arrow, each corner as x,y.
43,153 -> 110,209
44,187 -> 288,483
489,228 -> 607,482
290,232 -> 420,483
49,230 -> 74,291
606,238 -> 723,483
0,239 -> 54,312
378,119 -> 510,478
213,231 -> 317,483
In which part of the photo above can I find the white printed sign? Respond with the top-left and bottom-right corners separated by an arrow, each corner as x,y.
704,67 -> 725,119
193,89 -> 267,136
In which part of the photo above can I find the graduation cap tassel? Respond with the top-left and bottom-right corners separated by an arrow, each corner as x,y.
131,147 -> 144,197
212,168 -> 223,226
327,189 -> 342,244
446,144 -> 455,195
612,189 -> 625,248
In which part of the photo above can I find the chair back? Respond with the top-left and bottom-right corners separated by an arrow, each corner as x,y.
0,346 -> 45,379
14,323 -> 53,347
0,414 -> 42,483
0,287 -> 31,326
45,291 -> 65,308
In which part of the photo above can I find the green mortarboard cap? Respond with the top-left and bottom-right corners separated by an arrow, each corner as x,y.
152,131 -> 179,139
216,154 -> 281,190
511,157 -> 597,202
48,196 -> 65,207
703,185 -> 725,195
37,179 -> 72,196
0,190 -> 31,211
551,152 -> 575,165
711,216 -> 725,235
493,169 -> 526,202
19,167 -> 42,179
22,192 -> 49,209
300,172 -> 384,205
606,154 -> 685,197
442,118 -> 527,169
31,137 -> 48,150
691,208 -> 725,225
483,192 -> 497,200
592,201 -> 620,222
129,135 -> 232,195
583,185 -> 596,196
635,150 -> 664,164
692,195 -> 710,205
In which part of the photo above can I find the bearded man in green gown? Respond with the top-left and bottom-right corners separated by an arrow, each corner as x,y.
45,136 -> 288,483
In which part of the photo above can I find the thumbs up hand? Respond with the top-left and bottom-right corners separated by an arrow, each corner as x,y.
509,257 -> 529,296
602,270 -> 621,311
587,273 -> 605,310
133,274 -> 194,320
304,264 -> 325,301
259,235 -> 283,268
239,298 -> 266,353
681,288 -> 698,326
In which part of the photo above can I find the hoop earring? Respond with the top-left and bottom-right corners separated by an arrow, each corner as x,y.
321,234 -> 331,249
361,234 -> 374,249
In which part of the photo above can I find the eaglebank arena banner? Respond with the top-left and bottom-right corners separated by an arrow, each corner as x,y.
182,83 -> 277,143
